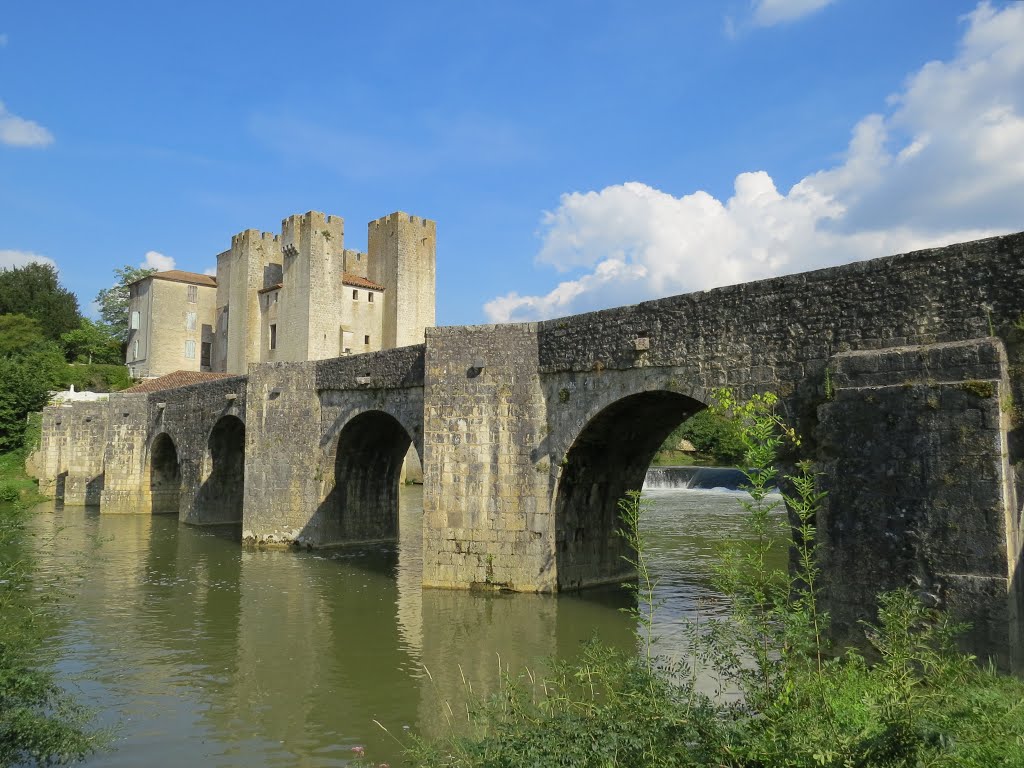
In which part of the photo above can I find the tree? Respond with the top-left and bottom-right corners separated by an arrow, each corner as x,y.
60,318 -> 122,365
94,266 -> 155,342
0,263 -> 81,341
0,345 -> 65,451
0,315 -> 47,358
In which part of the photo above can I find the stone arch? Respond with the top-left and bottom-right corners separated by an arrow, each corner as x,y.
553,389 -> 705,590
149,432 -> 182,515
195,415 -> 246,525
318,409 -> 419,545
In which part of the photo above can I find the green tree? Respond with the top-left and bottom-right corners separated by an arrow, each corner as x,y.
657,408 -> 746,465
60,318 -> 122,365
0,263 -> 81,341
0,315 -> 47,357
0,346 -> 65,452
94,265 -> 155,342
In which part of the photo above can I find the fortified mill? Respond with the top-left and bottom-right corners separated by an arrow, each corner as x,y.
35,220 -> 1024,672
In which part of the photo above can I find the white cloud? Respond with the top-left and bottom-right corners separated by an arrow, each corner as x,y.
486,2 -> 1024,323
141,250 -> 175,271
0,101 -> 54,148
0,249 -> 56,270
751,0 -> 836,26
202,266 -> 217,277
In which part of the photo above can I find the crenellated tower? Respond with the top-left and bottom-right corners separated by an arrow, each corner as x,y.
279,211 -> 346,361
367,212 -> 437,348
225,230 -> 281,375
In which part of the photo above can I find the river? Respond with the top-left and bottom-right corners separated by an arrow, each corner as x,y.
27,483 -> 783,767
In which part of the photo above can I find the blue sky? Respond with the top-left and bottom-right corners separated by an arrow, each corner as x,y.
2,1 -> 1022,327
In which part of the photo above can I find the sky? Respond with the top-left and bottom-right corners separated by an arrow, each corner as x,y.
1,1 -> 1022,327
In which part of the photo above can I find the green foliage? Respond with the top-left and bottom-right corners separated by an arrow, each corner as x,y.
402,388 -> 1024,768
657,408 -> 745,465
0,315 -> 47,357
94,265 -> 155,342
59,363 -> 132,393
0,471 -> 107,765
59,319 -> 122,365
0,346 -> 65,452
0,263 -> 81,341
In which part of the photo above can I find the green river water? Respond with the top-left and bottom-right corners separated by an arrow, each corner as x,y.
27,485 -> 783,767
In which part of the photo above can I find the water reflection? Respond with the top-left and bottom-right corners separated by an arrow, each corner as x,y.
28,486 -> 778,767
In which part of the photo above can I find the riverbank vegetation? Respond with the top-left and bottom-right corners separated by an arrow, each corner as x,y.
401,390 -> 1024,767
651,409 -> 745,467
0,263 -> 134,452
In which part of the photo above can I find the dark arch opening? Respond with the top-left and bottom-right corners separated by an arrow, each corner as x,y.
555,390 -> 705,590
319,410 -> 415,545
195,415 -> 246,525
150,433 -> 181,515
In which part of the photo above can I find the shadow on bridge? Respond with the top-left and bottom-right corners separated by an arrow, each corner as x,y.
312,410 -> 419,546
555,390 -> 706,590
150,433 -> 181,515
193,415 -> 246,527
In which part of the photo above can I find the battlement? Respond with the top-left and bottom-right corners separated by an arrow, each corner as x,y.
369,211 -> 436,231
232,229 -> 280,248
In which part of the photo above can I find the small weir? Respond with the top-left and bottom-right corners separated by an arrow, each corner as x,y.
644,465 -> 754,492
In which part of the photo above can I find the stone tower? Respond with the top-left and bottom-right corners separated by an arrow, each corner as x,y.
367,212 -> 437,348
279,211 -> 346,361
222,230 -> 281,375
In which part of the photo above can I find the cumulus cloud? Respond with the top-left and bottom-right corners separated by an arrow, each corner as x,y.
202,266 -> 217,277
0,101 -> 54,148
141,250 -> 175,271
751,0 -> 836,26
485,2 -> 1023,323
0,249 -> 56,270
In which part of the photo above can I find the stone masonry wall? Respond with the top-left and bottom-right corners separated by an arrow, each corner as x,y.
37,401 -> 108,504
243,346 -> 425,547
422,324 -> 554,591
536,232 -> 1024,449
818,339 -> 1021,669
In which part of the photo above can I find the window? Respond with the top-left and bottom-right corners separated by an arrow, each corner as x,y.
201,342 -> 211,368
187,285 -> 198,303
132,339 -> 139,360
269,324 -> 277,350
184,340 -> 196,359
352,289 -> 358,300
368,292 -> 374,303
185,311 -> 197,331
364,335 -> 370,345
130,310 -> 140,330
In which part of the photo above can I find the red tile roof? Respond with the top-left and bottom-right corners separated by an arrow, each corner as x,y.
342,273 -> 384,291
124,370 -> 235,393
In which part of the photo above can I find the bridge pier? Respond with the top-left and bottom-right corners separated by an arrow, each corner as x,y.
818,338 -> 1022,670
422,324 -> 556,591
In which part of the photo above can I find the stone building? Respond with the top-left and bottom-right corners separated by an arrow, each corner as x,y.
125,270 -> 218,378
127,210 -> 436,377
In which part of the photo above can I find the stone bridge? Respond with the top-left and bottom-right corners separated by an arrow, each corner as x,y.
37,232 -> 1024,669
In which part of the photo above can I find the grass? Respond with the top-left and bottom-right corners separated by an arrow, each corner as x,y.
0,448 -> 47,507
